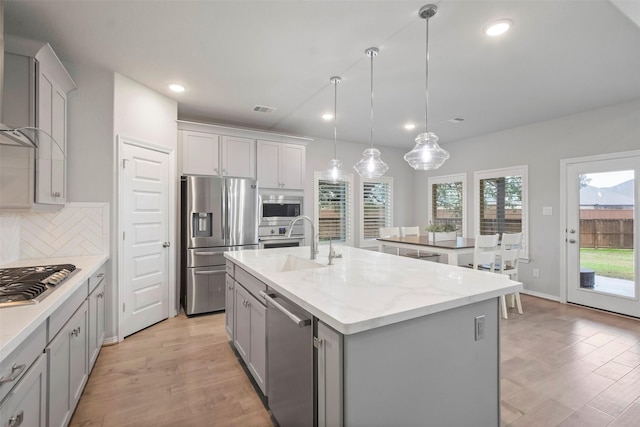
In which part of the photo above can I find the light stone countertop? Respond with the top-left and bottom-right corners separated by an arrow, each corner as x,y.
225,246 -> 522,335
0,255 -> 109,359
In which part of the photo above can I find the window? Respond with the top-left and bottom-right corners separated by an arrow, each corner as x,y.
427,174 -> 467,236
314,172 -> 353,244
474,166 -> 528,259
359,177 -> 393,247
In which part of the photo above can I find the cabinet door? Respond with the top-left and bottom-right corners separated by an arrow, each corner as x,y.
225,275 -> 235,340
88,280 -> 106,372
182,131 -> 220,175
280,144 -> 306,189
46,300 -> 88,427
317,321 -> 343,427
222,136 -> 255,178
234,285 -> 251,360
248,291 -> 267,394
50,88 -> 67,203
256,140 -> 281,188
0,353 -> 47,427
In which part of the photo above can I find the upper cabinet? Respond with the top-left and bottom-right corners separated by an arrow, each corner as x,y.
257,140 -> 305,190
180,130 -> 255,179
178,121 -> 310,187
1,36 -> 77,209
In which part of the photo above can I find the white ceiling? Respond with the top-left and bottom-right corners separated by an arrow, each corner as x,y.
5,0 -> 640,149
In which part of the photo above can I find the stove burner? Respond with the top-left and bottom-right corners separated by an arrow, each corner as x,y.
0,264 -> 77,307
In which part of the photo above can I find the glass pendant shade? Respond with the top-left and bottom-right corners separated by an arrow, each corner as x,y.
354,147 -> 388,178
323,158 -> 349,183
404,131 -> 449,170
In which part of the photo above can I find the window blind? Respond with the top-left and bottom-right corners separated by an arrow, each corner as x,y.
479,176 -> 522,235
318,180 -> 351,242
362,181 -> 392,240
431,182 -> 462,233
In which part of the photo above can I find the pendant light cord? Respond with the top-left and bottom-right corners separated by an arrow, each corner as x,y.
424,15 -> 430,134
370,50 -> 374,149
333,78 -> 338,159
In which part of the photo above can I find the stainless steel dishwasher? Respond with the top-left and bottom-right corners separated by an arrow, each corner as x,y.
260,289 -> 314,427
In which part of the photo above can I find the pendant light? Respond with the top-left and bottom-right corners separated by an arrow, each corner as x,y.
322,76 -> 348,183
404,4 -> 450,170
354,47 -> 389,179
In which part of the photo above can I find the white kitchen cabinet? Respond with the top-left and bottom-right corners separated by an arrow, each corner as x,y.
316,321 -> 343,427
233,283 -> 266,394
88,279 -> 106,373
225,274 -> 235,340
257,140 -> 305,189
0,353 -> 47,427
181,131 -> 256,178
46,300 -> 88,427
181,130 -> 220,175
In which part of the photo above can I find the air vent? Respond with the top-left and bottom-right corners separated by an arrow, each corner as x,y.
253,105 -> 277,113
447,117 -> 464,123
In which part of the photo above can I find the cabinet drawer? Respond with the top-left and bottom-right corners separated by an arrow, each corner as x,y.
0,323 -> 46,403
48,283 -> 88,342
235,266 -> 266,300
88,263 -> 107,294
0,353 -> 47,427
226,261 -> 234,278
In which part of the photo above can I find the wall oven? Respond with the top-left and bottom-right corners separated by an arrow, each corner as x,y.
259,194 -> 303,226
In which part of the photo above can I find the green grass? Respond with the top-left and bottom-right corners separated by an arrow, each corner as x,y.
580,248 -> 634,281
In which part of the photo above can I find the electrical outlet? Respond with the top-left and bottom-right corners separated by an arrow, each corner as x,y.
533,268 -> 540,278
475,315 -> 485,341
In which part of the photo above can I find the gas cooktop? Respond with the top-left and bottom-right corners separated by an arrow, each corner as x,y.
0,264 -> 77,308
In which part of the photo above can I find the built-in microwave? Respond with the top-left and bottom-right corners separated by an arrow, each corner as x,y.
259,194 -> 303,226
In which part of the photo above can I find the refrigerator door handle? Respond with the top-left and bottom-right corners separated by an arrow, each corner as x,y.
194,251 -> 224,256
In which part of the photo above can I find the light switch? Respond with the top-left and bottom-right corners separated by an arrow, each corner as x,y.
475,315 -> 485,341
543,206 -> 553,216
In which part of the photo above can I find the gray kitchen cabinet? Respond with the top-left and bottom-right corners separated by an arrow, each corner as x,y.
180,130 -> 256,178
1,36 -> 77,208
316,321 -> 343,427
46,300 -> 88,427
233,280 -> 267,395
225,274 -> 235,340
88,279 -> 106,373
0,353 -> 47,427
257,140 -> 305,189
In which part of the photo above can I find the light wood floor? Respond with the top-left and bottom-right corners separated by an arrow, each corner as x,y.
70,295 -> 640,427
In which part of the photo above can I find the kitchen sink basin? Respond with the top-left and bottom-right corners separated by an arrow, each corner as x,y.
277,255 -> 326,272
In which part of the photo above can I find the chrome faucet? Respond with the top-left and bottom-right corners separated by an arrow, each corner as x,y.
287,215 -> 318,260
327,235 -> 342,265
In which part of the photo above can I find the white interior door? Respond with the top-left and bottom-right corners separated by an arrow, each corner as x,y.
565,153 -> 639,317
121,141 -> 170,337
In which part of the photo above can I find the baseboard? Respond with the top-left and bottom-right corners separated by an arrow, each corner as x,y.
520,289 -> 561,302
102,336 -> 119,346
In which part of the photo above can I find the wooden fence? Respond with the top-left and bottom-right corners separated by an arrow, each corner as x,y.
579,219 -> 634,249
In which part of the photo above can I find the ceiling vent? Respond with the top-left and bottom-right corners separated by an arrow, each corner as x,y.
253,105 -> 277,113
447,117 -> 465,123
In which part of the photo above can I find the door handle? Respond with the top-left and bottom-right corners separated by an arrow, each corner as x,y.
163,242 -> 171,248
260,291 -> 311,327
569,239 -> 576,244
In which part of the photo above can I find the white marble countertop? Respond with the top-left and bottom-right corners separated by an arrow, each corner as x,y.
225,246 -> 522,335
0,254 -> 109,359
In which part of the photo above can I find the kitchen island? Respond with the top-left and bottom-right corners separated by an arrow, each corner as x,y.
225,245 -> 522,427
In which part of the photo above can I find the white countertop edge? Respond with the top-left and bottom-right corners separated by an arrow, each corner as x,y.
225,248 -> 523,335
0,254 -> 109,358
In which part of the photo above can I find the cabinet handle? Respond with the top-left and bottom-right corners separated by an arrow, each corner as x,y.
0,364 -> 26,385
98,292 -> 104,299
97,273 -> 105,278
52,192 -> 61,198
8,410 -> 24,427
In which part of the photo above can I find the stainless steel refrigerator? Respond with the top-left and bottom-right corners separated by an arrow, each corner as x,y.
180,175 -> 258,315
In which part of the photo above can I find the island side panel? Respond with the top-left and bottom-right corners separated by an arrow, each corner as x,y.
343,298 -> 500,427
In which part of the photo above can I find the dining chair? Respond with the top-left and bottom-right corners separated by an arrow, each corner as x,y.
400,226 -> 440,261
379,227 -> 400,255
471,234 -> 500,271
496,232 -> 524,318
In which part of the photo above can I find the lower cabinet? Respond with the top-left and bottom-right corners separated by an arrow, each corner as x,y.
88,280 -> 106,373
0,353 -> 47,427
316,321 -> 343,427
46,300 -> 88,427
233,283 -> 266,394
225,275 -> 234,340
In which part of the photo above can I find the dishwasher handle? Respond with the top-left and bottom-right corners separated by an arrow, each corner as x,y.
260,291 -> 311,328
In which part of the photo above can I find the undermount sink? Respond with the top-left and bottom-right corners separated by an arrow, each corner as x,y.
277,255 -> 326,272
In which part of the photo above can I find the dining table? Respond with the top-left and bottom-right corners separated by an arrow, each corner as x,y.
377,236 -> 476,266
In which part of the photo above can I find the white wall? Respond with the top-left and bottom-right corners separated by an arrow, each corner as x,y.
414,98 -> 640,299
304,136 -> 415,247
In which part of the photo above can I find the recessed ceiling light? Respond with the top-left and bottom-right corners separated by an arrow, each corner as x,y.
168,83 -> 186,93
322,113 -> 334,121
484,20 -> 512,36
404,123 -> 416,130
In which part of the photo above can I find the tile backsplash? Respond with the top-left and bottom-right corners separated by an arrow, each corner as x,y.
0,202 -> 109,264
